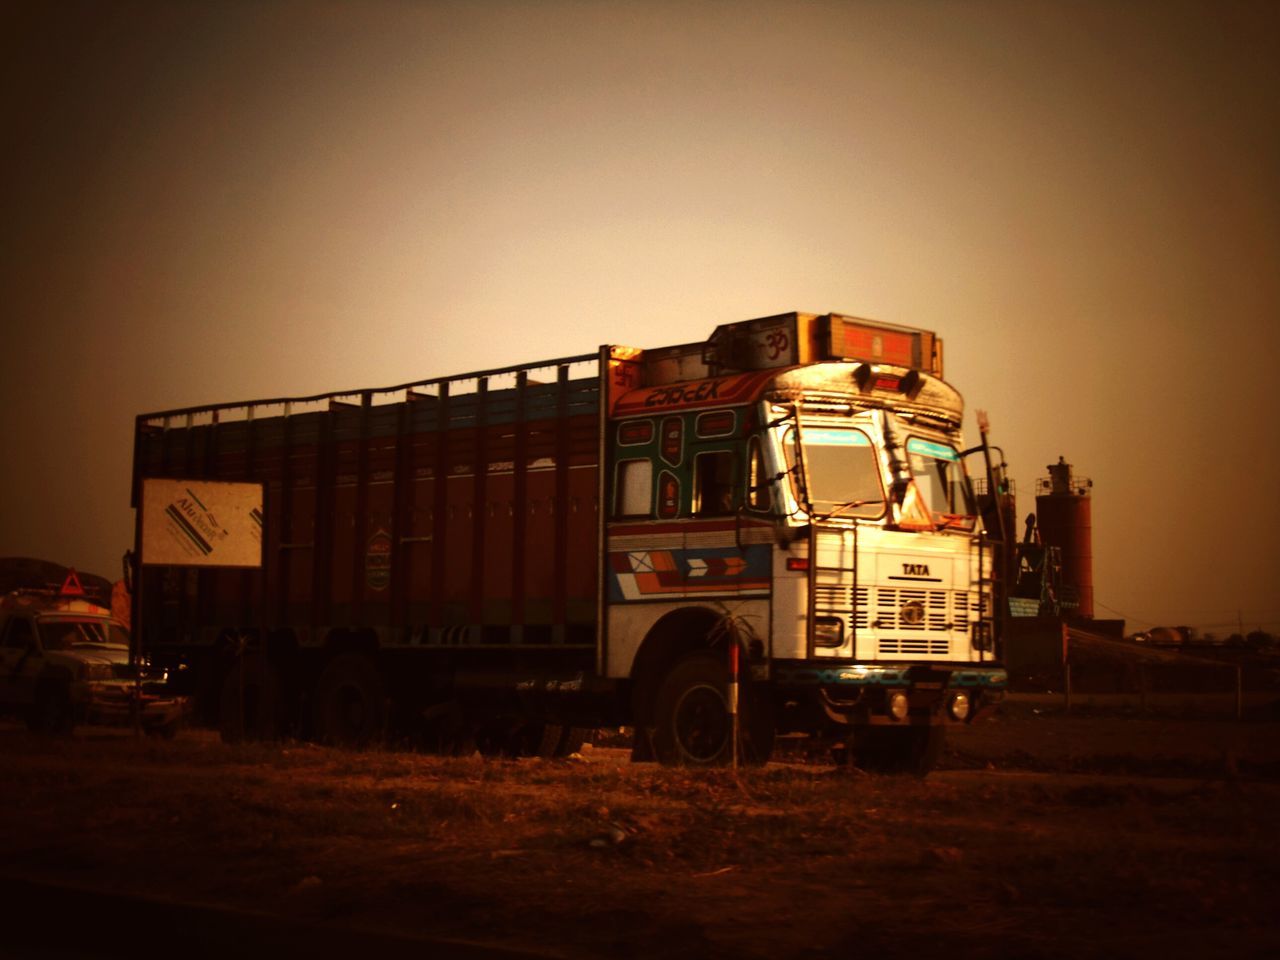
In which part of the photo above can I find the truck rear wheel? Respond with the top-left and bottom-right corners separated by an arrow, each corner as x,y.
851,725 -> 945,776
652,653 -> 774,766
313,654 -> 387,747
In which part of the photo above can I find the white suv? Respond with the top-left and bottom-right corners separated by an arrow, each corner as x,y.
0,592 -> 185,736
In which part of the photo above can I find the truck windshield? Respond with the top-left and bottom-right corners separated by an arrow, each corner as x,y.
38,619 -> 129,650
905,437 -> 976,529
787,425 -> 885,519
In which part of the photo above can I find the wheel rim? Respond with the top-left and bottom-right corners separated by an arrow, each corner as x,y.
672,682 -> 729,762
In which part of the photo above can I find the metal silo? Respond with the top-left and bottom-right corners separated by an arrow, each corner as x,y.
1034,457 -> 1093,618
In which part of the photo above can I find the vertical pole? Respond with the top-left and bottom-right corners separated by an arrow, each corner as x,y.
245,408 -> 258,738
594,348 -> 609,677
130,431 -> 146,740
469,378 -> 489,635
552,365 -> 570,642
429,383 -> 450,641
312,407 -> 333,643
130,555 -> 143,741
728,641 -> 740,769
391,397 -> 412,635
1236,665 -> 1243,721
258,483 -> 268,737
512,371 -> 529,643
351,392 -> 372,625
975,411 -> 1010,652
239,635 -> 246,738
279,404 -> 295,631
1064,661 -> 1072,714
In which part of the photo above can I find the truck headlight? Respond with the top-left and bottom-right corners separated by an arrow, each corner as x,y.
813,617 -> 843,649
888,690 -> 909,720
948,691 -> 971,721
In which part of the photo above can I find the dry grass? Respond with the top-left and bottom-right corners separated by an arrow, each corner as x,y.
2,705 -> 1279,959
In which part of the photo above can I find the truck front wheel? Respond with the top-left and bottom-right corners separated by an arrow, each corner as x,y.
652,653 -> 774,766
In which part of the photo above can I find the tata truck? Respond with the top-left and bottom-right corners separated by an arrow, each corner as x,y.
131,311 -> 1006,770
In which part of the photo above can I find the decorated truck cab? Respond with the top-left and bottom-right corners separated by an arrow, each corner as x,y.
605,313 -> 1005,769
132,311 -> 1004,771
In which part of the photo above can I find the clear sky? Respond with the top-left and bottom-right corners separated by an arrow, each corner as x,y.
2,0 -> 1277,634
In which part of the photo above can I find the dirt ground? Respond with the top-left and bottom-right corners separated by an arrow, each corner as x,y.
2,697 -> 1279,959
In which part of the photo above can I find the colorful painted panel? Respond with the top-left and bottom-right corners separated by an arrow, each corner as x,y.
660,417 -> 683,465
657,471 -> 680,519
607,543 -> 771,601
612,370 -> 777,417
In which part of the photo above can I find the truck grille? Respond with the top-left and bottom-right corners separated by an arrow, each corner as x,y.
813,580 -> 986,660
869,586 -> 986,632
875,587 -> 949,631
877,637 -> 951,656
814,584 -> 870,630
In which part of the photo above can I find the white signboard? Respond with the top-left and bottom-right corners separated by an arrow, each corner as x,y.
141,479 -> 263,568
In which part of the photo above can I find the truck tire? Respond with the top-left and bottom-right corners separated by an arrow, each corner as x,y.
219,654 -> 281,743
851,725 -> 945,776
313,654 -> 387,747
652,653 -> 774,766
27,683 -> 74,736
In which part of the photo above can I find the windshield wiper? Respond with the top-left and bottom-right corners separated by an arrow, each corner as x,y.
818,498 -> 884,521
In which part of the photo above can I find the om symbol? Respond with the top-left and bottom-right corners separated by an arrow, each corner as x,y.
765,331 -> 789,360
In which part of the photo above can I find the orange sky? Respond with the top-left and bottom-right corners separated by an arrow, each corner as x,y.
2,0 -> 1277,632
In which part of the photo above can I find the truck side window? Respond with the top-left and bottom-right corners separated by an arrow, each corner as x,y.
694,451 -> 736,517
615,459 -> 653,517
746,436 -> 771,511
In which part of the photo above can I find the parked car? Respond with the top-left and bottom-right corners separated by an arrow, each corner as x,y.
0,572 -> 186,735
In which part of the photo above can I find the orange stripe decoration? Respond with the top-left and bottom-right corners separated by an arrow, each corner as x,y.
607,545 -> 771,601
611,370 -> 778,417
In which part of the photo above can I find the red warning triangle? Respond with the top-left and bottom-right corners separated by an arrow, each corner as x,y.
59,568 -> 85,597
896,481 -> 935,531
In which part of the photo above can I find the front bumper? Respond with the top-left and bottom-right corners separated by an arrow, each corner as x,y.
773,661 -> 1007,727
77,681 -> 190,730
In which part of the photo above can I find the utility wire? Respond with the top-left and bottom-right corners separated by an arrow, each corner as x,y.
1092,600 -> 1157,628
1093,599 -> 1279,632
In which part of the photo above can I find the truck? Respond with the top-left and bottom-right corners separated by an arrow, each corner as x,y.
130,311 -> 1007,770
